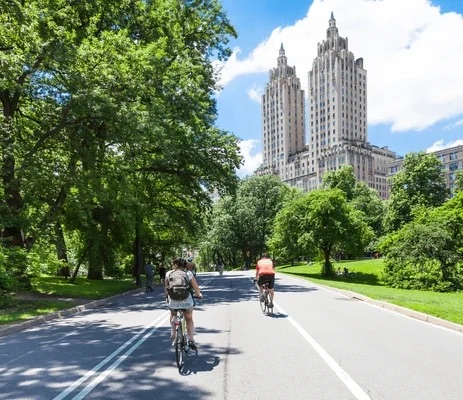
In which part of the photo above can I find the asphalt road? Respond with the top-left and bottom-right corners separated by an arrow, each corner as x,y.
1,271 -> 463,400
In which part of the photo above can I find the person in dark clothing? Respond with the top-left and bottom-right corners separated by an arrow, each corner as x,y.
159,263 -> 166,285
144,262 -> 155,292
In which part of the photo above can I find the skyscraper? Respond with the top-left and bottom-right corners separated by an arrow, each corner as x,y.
259,13 -> 396,199
261,44 -> 306,176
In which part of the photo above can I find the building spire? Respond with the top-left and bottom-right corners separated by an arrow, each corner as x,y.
327,11 -> 338,38
279,42 -> 285,57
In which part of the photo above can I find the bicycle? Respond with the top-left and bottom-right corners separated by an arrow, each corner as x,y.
254,279 -> 273,314
170,296 -> 201,371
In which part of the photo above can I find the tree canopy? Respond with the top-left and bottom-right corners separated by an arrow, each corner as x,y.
0,0 -> 241,284
384,152 -> 448,233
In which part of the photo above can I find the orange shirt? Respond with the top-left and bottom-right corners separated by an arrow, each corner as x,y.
256,258 -> 275,276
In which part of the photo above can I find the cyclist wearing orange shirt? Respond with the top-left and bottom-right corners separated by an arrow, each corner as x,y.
255,253 -> 276,307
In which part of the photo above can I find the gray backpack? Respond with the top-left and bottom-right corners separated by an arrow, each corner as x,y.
167,269 -> 191,300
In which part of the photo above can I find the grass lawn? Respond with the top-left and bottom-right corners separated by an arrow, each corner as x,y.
0,276 -> 139,326
277,259 -> 463,326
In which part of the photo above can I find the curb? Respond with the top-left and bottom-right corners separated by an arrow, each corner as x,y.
314,283 -> 463,334
0,287 -> 144,338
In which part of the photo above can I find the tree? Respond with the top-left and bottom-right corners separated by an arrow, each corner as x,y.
455,170 -> 463,193
1,0 -> 241,283
235,174 -> 290,258
384,152 -> 448,232
322,165 -> 357,200
198,174 -> 290,268
268,192 -> 316,264
270,189 -> 373,276
322,165 -> 385,237
351,182 -> 385,237
380,191 -> 463,291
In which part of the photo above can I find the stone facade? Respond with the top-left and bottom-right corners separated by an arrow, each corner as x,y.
259,13 -> 396,199
388,145 -> 463,196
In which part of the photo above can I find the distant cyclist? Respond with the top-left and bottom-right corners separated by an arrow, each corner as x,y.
217,261 -> 224,276
185,257 -> 197,277
165,257 -> 202,350
255,252 -> 275,307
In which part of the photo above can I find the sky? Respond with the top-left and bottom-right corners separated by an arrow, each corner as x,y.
213,0 -> 463,177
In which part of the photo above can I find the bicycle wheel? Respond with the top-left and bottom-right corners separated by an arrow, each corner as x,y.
175,324 -> 184,370
260,291 -> 267,313
267,296 -> 274,314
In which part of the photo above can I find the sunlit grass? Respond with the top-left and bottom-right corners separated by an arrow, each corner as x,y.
31,276 -> 136,299
0,300 -> 73,324
277,259 -> 463,326
0,276 -> 138,326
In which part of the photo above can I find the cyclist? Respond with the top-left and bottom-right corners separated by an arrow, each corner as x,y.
165,257 -> 202,350
217,261 -> 224,276
255,252 -> 275,307
185,257 -> 197,277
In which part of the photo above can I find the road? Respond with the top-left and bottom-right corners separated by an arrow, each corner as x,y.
1,271 -> 463,400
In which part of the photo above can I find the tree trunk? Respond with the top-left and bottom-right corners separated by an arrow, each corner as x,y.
70,243 -> 92,284
55,221 -> 70,278
132,219 -> 143,287
322,248 -> 333,277
1,96 -> 25,248
87,245 -> 103,280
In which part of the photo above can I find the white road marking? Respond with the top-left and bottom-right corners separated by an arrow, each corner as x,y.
248,275 -> 370,399
54,277 -> 213,399
52,312 -> 169,400
276,302 -> 371,400
70,313 -> 171,399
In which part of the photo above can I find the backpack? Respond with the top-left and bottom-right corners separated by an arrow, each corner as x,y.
167,269 -> 191,300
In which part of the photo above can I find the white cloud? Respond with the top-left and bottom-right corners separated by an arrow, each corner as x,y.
445,118 -> 463,130
426,139 -> 463,153
247,84 -> 263,103
237,139 -> 262,177
216,0 -> 463,132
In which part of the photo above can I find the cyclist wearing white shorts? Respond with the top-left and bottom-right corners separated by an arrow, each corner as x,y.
165,257 -> 202,350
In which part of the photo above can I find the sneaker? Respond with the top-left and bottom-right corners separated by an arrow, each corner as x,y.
188,340 -> 198,351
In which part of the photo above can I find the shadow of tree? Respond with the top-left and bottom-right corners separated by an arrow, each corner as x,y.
285,271 -> 380,286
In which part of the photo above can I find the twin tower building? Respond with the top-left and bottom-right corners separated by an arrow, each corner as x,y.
259,13 -> 397,199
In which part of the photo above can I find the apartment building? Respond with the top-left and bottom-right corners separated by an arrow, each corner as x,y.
388,145 -> 463,196
260,13 -> 396,199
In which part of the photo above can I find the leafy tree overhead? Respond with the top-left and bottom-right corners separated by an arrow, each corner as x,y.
384,152 -> 448,233
1,0 -> 241,284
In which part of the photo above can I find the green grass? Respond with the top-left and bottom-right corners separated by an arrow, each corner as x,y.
31,276 -> 136,299
0,276 -> 138,326
277,259 -> 463,326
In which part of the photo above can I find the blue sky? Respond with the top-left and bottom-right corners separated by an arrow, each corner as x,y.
214,0 -> 463,177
